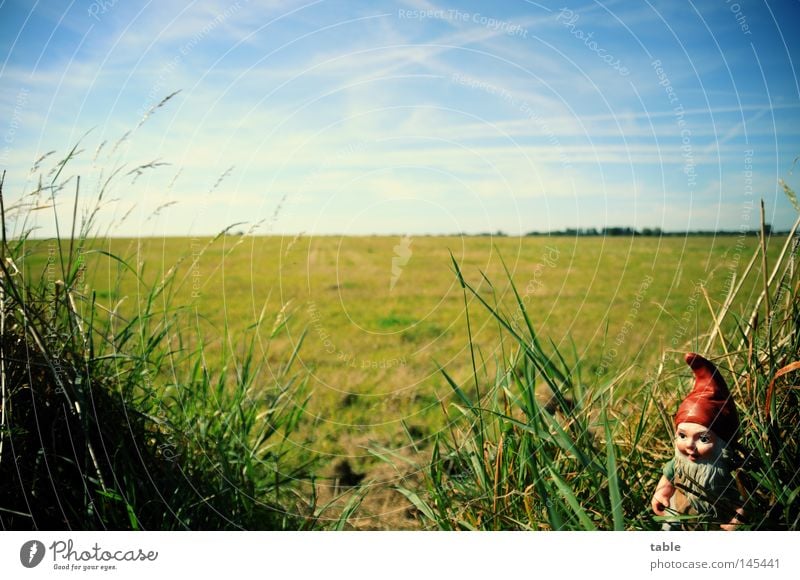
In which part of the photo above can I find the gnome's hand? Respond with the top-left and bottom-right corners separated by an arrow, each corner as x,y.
651,475 -> 674,516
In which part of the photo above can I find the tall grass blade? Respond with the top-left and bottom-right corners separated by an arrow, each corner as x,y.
547,466 -> 597,530
603,407 -> 624,530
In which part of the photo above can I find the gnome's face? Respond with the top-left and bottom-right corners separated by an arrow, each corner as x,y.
675,421 -> 720,462
672,421 -> 733,518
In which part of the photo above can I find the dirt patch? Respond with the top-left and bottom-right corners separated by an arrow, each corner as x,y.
308,443 -> 430,530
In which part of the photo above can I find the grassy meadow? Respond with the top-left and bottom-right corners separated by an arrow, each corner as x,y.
15,231 -> 787,528
23,234 -> 773,441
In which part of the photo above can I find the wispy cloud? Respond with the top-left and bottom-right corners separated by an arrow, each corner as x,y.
2,0 -> 798,236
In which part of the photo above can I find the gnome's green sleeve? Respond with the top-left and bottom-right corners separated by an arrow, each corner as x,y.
662,459 -> 675,482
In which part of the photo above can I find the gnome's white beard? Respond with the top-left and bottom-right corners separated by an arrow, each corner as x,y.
672,440 -> 736,516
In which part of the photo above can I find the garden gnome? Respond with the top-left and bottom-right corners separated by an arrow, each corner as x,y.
651,353 -> 744,530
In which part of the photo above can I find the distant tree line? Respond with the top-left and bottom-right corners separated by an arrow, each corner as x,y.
422,226 -> 796,237
522,225 -> 787,237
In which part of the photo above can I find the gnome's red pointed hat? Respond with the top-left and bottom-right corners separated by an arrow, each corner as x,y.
675,353 -> 739,442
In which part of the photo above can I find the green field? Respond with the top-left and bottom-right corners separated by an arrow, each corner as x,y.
33,234 -> 775,437
20,233 -> 781,528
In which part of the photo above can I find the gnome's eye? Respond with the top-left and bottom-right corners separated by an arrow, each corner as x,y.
699,434 -> 711,444
677,432 -> 686,439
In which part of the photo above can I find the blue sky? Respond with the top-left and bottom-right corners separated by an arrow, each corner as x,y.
1,0 -> 798,236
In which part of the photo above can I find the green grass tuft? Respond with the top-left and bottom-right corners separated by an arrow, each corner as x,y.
400,200 -> 799,530
0,153 -> 317,529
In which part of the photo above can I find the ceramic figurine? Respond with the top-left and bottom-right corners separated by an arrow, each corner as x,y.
651,353 -> 744,530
